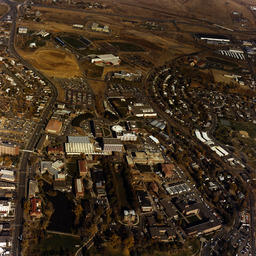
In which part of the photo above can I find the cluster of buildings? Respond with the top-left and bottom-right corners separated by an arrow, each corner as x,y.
0,222 -> 12,255
54,78 -> 94,110
111,125 -> 137,141
91,23 -> 109,33
195,130 -> 229,157
128,103 -> 157,118
0,168 -> 16,255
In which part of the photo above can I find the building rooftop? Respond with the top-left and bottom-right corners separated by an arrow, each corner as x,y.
45,119 -> 62,134
68,136 -> 91,143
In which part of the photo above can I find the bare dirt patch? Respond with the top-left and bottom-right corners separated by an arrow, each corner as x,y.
0,4 -> 8,17
18,48 -> 82,78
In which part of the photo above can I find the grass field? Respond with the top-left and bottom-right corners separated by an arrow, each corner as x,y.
37,234 -> 80,255
18,48 -> 82,78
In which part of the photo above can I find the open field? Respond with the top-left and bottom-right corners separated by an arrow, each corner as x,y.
112,0 -> 255,30
81,60 -> 104,79
18,48 -> 82,78
0,3 -> 8,17
35,234 -> 80,255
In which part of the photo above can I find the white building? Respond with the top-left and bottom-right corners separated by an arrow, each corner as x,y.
0,201 -> 11,217
18,27 -> 28,34
65,136 -> 104,155
91,54 -> 120,66
73,24 -> 84,29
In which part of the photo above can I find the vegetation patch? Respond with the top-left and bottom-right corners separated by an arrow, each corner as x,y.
47,192 -> 75,233
36,234 -> 80,256
71,113 -> 94,127
81,60 -> 104,78
219,119 -> 256,138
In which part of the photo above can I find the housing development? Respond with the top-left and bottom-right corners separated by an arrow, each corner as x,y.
0,0 -> 255,256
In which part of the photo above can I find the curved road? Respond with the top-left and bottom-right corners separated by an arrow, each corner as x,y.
2,1 -> 58,255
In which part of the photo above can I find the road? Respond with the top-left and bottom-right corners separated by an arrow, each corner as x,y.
1,1 -> 58,255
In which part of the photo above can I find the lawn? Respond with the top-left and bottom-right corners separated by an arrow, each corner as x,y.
219,119 -> 256,138
71,113 -> 94,127
37,234 -> 80,256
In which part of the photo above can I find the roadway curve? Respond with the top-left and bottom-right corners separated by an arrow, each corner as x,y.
2,1 -> 58,255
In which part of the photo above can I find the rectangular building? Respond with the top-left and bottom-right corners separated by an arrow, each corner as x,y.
0,143 -> 19,156
78,160 -> 88,176
75,178 -> 84,198
103,138 -> 123,153
45,119 -> 62,134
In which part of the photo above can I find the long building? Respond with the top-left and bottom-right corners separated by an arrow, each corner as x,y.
75,178 -> 84,198
0,143 -> 19,156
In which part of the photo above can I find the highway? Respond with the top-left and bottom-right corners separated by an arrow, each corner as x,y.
2,1 -> 58,255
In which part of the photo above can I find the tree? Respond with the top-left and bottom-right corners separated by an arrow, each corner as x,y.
123,235 -> 134,250
110,234 -> 121,248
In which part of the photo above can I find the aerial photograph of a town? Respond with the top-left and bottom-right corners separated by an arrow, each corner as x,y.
0,0 -> 255,255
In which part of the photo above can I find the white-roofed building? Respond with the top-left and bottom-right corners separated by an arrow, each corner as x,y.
65,142 -> 96,155
91,54 -> 120,66
65,136 -> 104,155
0,201 -> 11,217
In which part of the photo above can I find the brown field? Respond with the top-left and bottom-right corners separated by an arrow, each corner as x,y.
18,48 -> 82,78
211,69 -> 235,84
0,4 -> 8,17
112,0 -> 255,29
